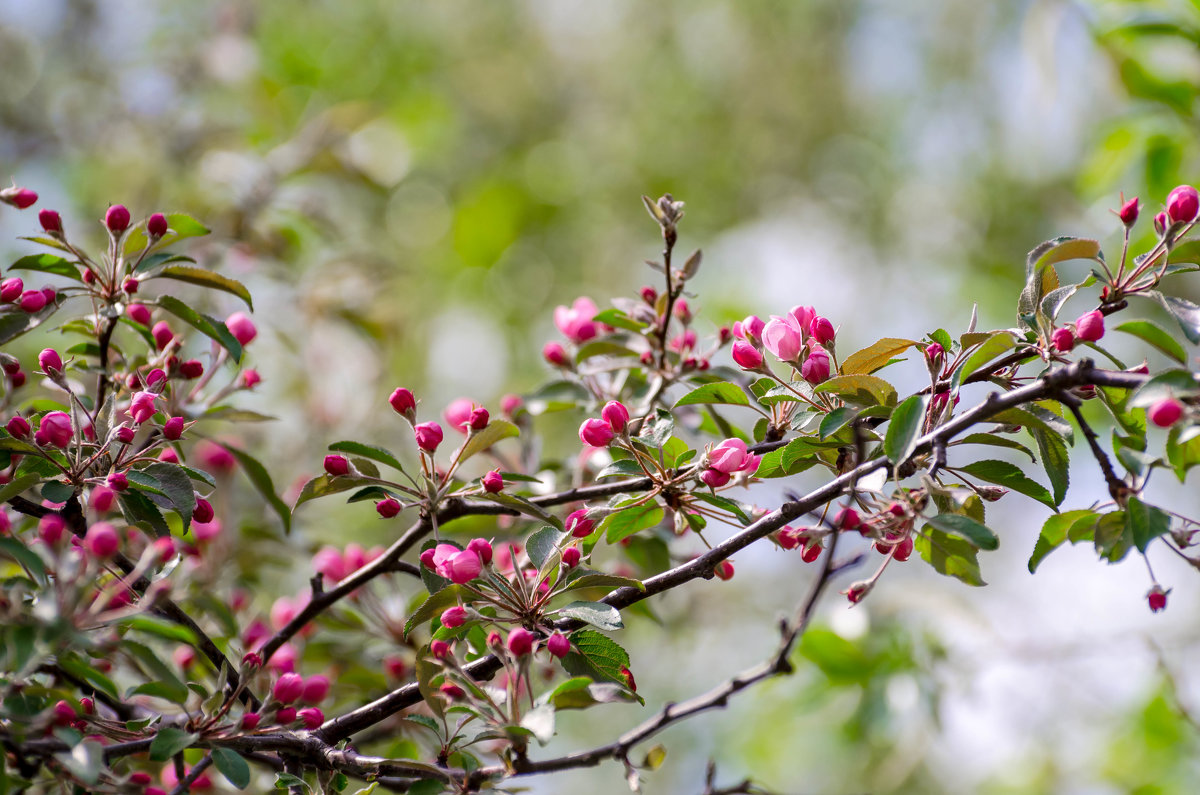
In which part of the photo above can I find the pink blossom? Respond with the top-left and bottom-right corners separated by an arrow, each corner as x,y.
313,546 -> 346,582
809,316 -> 836,345
273,672 -> 303,703
467,537 -> 493,565
376,497 -> 401,518
1051,327 -> 1075,352
738,315 -> 765,342
731,340 -> 763,370
547,632 -> 570,659
482,469 -> 504,493
298,707 -> 324,729
389,387 -> 416,416
801,346 -> 831,385
39,209 -> 62,233
104,205 -> 130,232
301,675 -> 330,704
414,421 -> 443,453
700,468 -> 731,488
579,417 -> 615,447
1075,310 -> 1105,343
128,391 -> 158,424
18,290 -> 46,313
441,606 -> 467,628
1,186 -> 37,209
241,369 -> 262,388
554,296 -> 600,343
444,398 -> 477,433
147,213 -> 168,238
39,412 -> 73,448
1167,184 -> 1199,224
1149,397 -> 1184,428
500,394 -> 522,416
193,518 -> 222,541
85,522 -> 119,558
789,305 -> 815,334
195,440 -> 237,474
323,454 -> 350,476
38,348 -> 62,374
707,438 -> 759,474
507,628 -> 534,657
1117,196 -> 1139,226
0,277 -> 22,302
543,341 -> 569,367
225,312 -> 257,346
761,316 -> 803,361
151,321 -> 174,350
601,401 -> 629,433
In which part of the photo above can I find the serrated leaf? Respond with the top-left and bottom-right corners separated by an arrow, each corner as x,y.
956,459 -> 1056,509
561,571 -> 645,592
591,308 -> 647,332
1156,293 -> 1200,344
148,727 -> 196,761
8,253 -> 82,281
216,442 -> 291,533
915,526 -> 986,586
120,615 -> 198,645
673,381 -> 749,408
212,748 -> 251,790
328,440 -> 406,472
154,296 -> 243,360
123,640 -> 189,704
476,491 -> 561,529
956,433 -> 1036,461
883,394 -> 927,470
567,629 -> 631,686
925,513 -> 999,550
148,265 -> 252,310
595,459 -> 647,480
636,409 -> 675,448
526,526 -> 564,570
404,586 -> 463,638
1029,425 -> 1070,506
274,773 -> 311,792
520,704 -> 556,745
458,420 -> 519,463
601,502 -> 663,544
819,406 -> 857,439
144,462 -> 196,531
0,302 -> 58,345
118,490 -> 170,537
1166,423 -> 1200,481
840,338 -> 916,375
556,601 -> 623,631
1115,320 -> 1187,364
1028,510 -> 1097,572
1126,496 -> 1170,552
124,212 -> 211,254
956,331 -> 1017,385
815,374 -> 897,407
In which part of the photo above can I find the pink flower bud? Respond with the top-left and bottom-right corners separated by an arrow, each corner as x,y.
673,299 -> 692,322
413,421 -> 443,453
1075,310 -> 1105,343
1167,185 -> 1199,224
565,509 -> 594,538
481,469 -> 504,493
0,277 -> 22,302
445,550 -> 482,583
500,394 -> 522,416
274,706 -> 296,724
123,278 -> 139,295
38,514 -> 65,545
241,369 -> 261,388
225,312 -> 257,346
846,582 -> 870,604
298,707 -> 324,729
801,347 -> 831,385
107,472 -> 129,491
430,639 -> 451,659
547,632 -> 570,658
163,416 -> 184,440
7,415 -> 29,439
384,656 -> 408,680
53,700 -> 77,724
39,209 -> 62,234
714,560 -> 735,580
700,468 -> 731,488
159,448 -> 179,464
273,672 -> 304,703
116,425 -> 135,444
507,628 -> 534,657
1147,585 -> 1168,613
151,321 -> 174,350
90,485 -> 116,513
1155,211 -> 1169,235
809,316 -> 836,345
312,546 -> 346,582
196,440 -> 236,474
893,536 -> 914,562
640,285 -> 657,304
128,391 -> 158,424
1117,196 -> 1139,226
562,546 -> 581,567
579,417 -> 615,447
241,712 -> 261,730
1051,327 -> 1075,352
487,631 -> 503,648
466,406 -> 489,431
376,497 -> 401,518
835,507 -> 861,531
439,682 -> 464,700
147,213 -> 169,238
193,497 -> 214,524
441,606 -> 468,628
79,697 -> 94,715
1149,397 -> 1185,428
105,205 -> 130,233
466,538 -> 493,565
85,522 -> 119,558
39,412 -> 73,448
801,540 -> 822,562
173,645 -> 196,670
740,315 -> 765,342
2,187 -> 37,209
443,398 -> 475,433
543,341 -> 569,367
419,548 -> 437,569
153,537 -> 177,563
554,296 -> 600,343
18,290 -> 46,313
301,675 -> 330,704
731,340 -> 763,370
389,387 -> 416,416
145,368 -> 167,388
179,359 -> 204,379
323,455 -> 350,476
601,401 -> 629,433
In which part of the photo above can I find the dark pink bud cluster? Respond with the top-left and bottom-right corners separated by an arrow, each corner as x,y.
700,438 -> 760,488
554,296 -> 600,343
579,400 -> 629,447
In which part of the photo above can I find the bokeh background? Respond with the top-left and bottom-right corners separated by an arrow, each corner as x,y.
3,0 -> 1200,792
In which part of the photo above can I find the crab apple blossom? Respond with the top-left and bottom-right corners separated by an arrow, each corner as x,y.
1149,397 -> 1184,427
179,359 -> 204,379
1117,196 -> 1139,226
554,296 -> 600,343
323,455 -> 350,476
107,472 -> 129,491
801,542 -> 823,563
1147,585 -> 1169,612
1,186 -> 37,209
151,321 -> 174,350
298,707 -> 324,729
18,290 -> 46,312
275,706 -> 296,724
543,341 -> 569,367
731,340 -> 763,370
507,627 -> 534,656
0,277 -> 22,302
414,421 -> 443,453
467,537 -> 493,565
444,398 -> 476,432
500,393 -> 522,416
1052,327 -> 1075,352
714,560 -> 735,580
441,606 -> 468,628
301,675 -> 331,704
566,509 -> 595,538
163,415 -> 185,440
700,468 -> 731,488
809,316 -> 836,345
37,348 -> 62,373
482,469 -> 504,493
601,400 -> 630,432
104,204 -> 130,232
562,546 -> 582,567
547,633 -> 571,659
38,209 -> 62,233
1167,184 -> 1199,224
579,417 -> 616,447
193,497 -> 215,524
241,712 -> 262,730
273,673 -> 304,703
430,639 -> 451,660
1075,310 -> 1105,342
313,547 -> 346,582
147,212 -> 169,237
439,682 -> 465,700
38,412 -> 72,448
738,314 -> 765,342
126,303 -> 151,325
7,415 -> 29,439
241,368 -> 262,388
376,497 -> 401,517
835,507 -> 861,531
226,311 -> 257,345
707,438 -> 760,474
801,346 -> 831,384
84,522 -> 119,558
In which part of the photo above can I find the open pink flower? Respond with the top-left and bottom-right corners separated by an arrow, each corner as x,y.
422,544 -> 482,584
554,297 -> 600,343
761,316 -> 803,361
707,438 -> 760,475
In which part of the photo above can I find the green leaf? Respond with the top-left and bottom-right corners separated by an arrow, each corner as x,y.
144,462 -> 196,531
118,490 -> 170,537
475,491 -> 561,529
1029,510 -> 1097,572
883,394 -> 927,470
574,340 -> 638,362
1025,236 -> 1101,280
0,302 -> 58,345
458,420 -> 519,463
148,265 -> 253,310
925,513 -> 999,550
404,585 -> 463,638
525,526 -> 564,570
956,433 -> 1036,461
1129,369 -> 1200,408
956,459 -> 1056,509
120,614 -> 198,645
274,772 -> 312,792
1156,293 -> 1200,345
915,526 -> 986,586
154,296 -> 243,360
815,374 -> 898,407
8,253 -> 82,281
1094,511 -> 1131,562
561,571 -> 645,592
798,628 -> 872,685
546,677 -> 635,709
1029,425 -> 1070,506
592,308 -> 647,332
567,629 -> 631,686
216,442 -> 291,533
1115,320 -> 1187,364
673,381 -> 750,408
690,491 -> 753,524
992,402 -> 1075,445
956,331 -> 1017,385
213,748 -> 251,790
601,502 -> 663,544
1126,496 -> 1170,553
840,338 -> 916,375
328,440 -> 406,472
0,538 -> 47,585
148,727 -> 196,761
636,409 -> 675,448
1039,283 -> 1079,323
555,601 -> 623,631
819,406 -> 858,440
0,472 -> 42,504
40,480 -> 75,503
595,459 -> 648,480
123,640 -> 189,704
124,212 -> 211,254
1166,423 -> 1200,481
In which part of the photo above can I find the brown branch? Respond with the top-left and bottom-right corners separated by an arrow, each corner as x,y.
169,752 -> 213,795
1059,390 -> 1128,504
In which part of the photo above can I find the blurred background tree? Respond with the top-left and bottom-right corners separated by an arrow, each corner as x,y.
1,0 -> 1198,791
